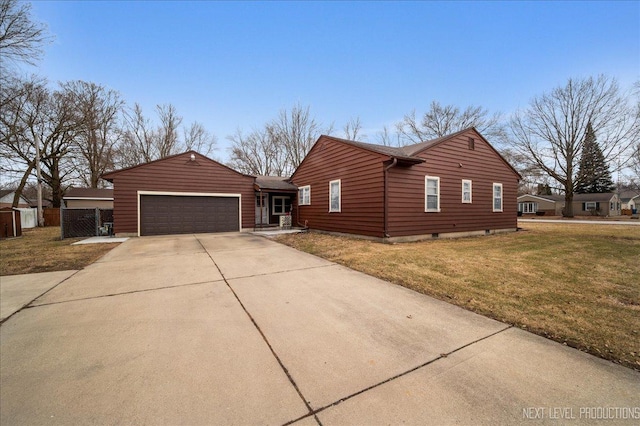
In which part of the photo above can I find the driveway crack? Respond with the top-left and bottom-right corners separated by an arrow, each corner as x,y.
195,236 -> 322,426
304,325 -> 513,419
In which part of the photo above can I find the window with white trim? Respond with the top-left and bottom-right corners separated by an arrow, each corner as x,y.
329,179 -> 341,212
462,179 -> 472,203
298,185 -> 310,205
585,201 -> 597,211
518,202 -> 537,213
272,196 -> 291,215
493,183 -> 503,212
425,176 -> 440,212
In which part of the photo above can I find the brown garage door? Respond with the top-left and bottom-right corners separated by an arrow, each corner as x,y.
140,195 -> 239,236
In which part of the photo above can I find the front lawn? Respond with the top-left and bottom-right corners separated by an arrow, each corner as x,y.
275,223 -> 640,371
0,227 -> 120,276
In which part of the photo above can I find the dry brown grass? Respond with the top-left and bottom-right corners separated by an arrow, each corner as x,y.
275,223 -> 640,371
0,227 -> 120,276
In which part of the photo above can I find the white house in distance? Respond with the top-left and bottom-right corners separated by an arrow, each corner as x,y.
619,190 -> 640,212
0,190 -> 31,209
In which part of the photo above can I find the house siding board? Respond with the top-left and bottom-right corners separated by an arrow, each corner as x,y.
109,153 -> 254,235
387,130 -> 518,237
291,137 -> 386,237
65,200 -> 114,209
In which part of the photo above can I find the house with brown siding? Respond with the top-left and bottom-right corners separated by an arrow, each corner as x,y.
102,152 -> 255,236
290,128 -> 521,242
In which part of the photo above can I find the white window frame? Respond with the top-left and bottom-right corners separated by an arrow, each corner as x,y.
462,179 -> 472,204
518,202 -> 537,213
298,185 -> 310,206
329,179 -> 341,213
585,201 -> 597,211
425,176 -> 441,212
272,196 -> 289,215
493,183 -> 503,212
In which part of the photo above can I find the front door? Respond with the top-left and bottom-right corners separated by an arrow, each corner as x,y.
255,194 -> 269,225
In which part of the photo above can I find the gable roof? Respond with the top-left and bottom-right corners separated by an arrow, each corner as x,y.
0,190 -> 31,205
294,128 -> 521,180
102,151 -> 253,182
318,136 -> 424,163
517,194 -> 563,203
619,189 -> 640,202
64,188 -> 114,200
572,193 -> 617,202
519,193 -> 619,203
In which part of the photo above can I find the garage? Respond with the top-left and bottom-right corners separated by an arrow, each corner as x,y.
140,194 -> 239,236
102,152 -> 255,237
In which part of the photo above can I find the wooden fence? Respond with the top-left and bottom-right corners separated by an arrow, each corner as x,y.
44,208 -> 60,226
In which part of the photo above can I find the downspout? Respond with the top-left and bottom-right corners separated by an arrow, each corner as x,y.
259,189 -> 263,229
383,158 -> 398,238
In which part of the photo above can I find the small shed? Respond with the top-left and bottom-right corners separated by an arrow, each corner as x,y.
0,208 -> 22,239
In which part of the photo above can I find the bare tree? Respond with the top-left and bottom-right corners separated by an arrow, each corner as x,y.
343,116 -> 366,141
375,125 -> 403,147
0,0 -> 52,72
118,103 -> 154,167
227,126 -> 284,176
0,77 -> 78,207
272,103 -> 322,174
509,75 -> 640,217
118,103 -> 180,167
396,101 -> 506,145
228,104 -> 327,176
183,121 -> 217,157
155,103 -> 182,158
63,80 -> 123,187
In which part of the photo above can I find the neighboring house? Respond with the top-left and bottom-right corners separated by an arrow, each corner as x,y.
254,176 -> 297,228
63,188 -> 114,209
28,198 -> 53,209
518,193 -> 621,217
290,128 -> 521,242
630,195 -> 640,213
619,190 -> 640,211
572,193 -> 621,216
0,190 -> 31,209
102,152 -> 256,237
517,194 -> 564,216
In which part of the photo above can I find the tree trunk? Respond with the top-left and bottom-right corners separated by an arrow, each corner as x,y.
11,163 -> 35,207
564,192 -> 574,217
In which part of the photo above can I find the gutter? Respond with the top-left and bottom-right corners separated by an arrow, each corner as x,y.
383,158 -> 398,238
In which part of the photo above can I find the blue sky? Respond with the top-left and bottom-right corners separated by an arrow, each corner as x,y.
30,1 -> 639,161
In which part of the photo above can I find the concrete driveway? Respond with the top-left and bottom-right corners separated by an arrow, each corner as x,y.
1,233 -> 638,425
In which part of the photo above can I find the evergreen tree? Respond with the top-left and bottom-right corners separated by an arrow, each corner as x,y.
575,123 -> 615,193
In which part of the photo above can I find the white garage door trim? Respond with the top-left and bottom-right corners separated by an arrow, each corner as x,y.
137,191 -> 242,236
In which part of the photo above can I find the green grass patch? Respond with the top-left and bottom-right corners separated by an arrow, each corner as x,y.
275,223 -> 640,371
1,227 -> 120,276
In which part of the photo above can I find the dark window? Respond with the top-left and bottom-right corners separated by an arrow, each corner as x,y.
468,137 -> 475,150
